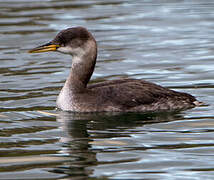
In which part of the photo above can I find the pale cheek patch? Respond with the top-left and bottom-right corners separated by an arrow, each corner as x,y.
57,46 -> 85,57
72,47 -> 85,57
57,46 -> 73,54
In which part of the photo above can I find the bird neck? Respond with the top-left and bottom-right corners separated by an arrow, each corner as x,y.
65,44 -> 97,93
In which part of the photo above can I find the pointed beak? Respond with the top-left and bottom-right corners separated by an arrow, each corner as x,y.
28,42 -> 60,53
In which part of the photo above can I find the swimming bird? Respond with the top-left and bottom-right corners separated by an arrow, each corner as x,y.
29,27 -> 200,112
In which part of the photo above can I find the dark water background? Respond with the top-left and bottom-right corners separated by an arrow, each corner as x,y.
0,0 -> 214,179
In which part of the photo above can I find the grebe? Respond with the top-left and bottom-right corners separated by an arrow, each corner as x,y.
29,27 -> 200,112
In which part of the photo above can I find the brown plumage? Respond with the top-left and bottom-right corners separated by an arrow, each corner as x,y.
29,27 -> 200,112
